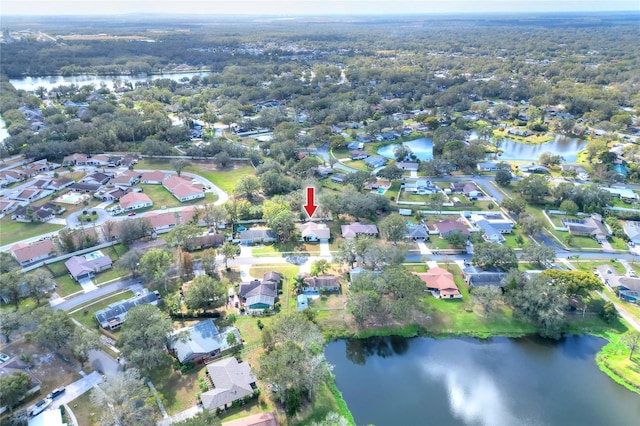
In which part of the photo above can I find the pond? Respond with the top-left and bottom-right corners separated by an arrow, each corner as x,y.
376,135 -> 588,163
9,71 -> 211,92
325,335 -> 640,426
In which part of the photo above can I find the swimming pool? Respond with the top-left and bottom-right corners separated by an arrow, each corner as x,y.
377,188 -> 386,194
85,250 -> 104,260
55,192 -> 90,205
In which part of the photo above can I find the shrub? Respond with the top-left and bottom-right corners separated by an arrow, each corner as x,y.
257,319 -> 264,330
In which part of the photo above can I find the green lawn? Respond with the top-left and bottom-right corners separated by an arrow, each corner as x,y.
195,165 -> 254,194
149,362 -> 202,415
570,260 -> 626,275
0,218 -> 64,246
608,236 -> 629,251
564,235 -> 603,249
70,290 -> 135,329
55,274 -> 82,297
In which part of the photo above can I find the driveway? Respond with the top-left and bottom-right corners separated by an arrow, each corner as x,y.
49,371 -> 103,407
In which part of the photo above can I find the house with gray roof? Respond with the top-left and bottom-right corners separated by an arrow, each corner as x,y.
464,267 -> 507,289
562,213 -> 608,241
94,289 -> 160,330
238,274 -> 279,313
167,319 -> 241,364
405,224 -> 429,241
475,220 -> 504,243
302,275 -> 341,295
364,156 -> 387,168
238,228 -> 277,245
596,265 -> 640,303
623,221 -> 640,245
65,250 -> 112,281
200,357 -> 256,411
341,222 -> 378,238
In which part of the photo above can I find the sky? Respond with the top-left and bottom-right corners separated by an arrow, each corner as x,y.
2,0 -> 639,16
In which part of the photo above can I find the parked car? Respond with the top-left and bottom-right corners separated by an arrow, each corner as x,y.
29,398 -> 52,417
0,353 -> 10,363
127,212 -> 137,216
47,387 -> 66,400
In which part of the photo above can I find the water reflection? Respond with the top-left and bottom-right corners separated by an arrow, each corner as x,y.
345,335 -> 409,365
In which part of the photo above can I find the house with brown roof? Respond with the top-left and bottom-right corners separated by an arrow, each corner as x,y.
81,172 -> 110,185
45,177 -> 74,191
143,211 -> 178,233
434,219 -> 470,237
119,192 -> 153,211
11,188 -> 45,202
11,239 -> 56,266
0,200 -> 18,214
415,267 -> 461,299
341,222 -> 379,238
296,222 -> 330,242
86,154 -> 110,166
562,213 -> 609,242
163,175 -> 205,202
302,275 -> 341,295
62,153 -> 88,166
238,276 -> 278,313
141,170 -> 168,184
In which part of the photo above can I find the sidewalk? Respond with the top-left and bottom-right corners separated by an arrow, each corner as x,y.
157,405 -> 203,426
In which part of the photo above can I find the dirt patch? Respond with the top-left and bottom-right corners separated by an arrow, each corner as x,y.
2,341 -> 82,406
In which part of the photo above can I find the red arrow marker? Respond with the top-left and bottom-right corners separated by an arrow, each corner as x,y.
303,187 -> 318,219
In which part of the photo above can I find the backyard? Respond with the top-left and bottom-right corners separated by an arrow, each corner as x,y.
69,290 -> 135,329
0,218 -> 64,245
139,184 -> 216,208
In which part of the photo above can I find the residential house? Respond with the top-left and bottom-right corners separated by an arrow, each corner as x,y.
348,267 -> 381,283
623,221 -> 640,245
297,294 -> 309,312
11,239 -> 56,266
62,153 -> 88,166
507,128 -> 533,137
603,187 -> 638,202
141,170 -> 167,184
346,141 -> 363,150
95,187 -> 129,201
11,204 -> 60,223
562,213 -> 608,241
519,164 -> 549,174
415,267 -> 462,299
0,200 -> 18,214
475,219 -> 504,243
238,277 -> 278,313
119,192 -> 153,211
143,211 -> 178,234
200,357 -> 257,411
477,162 -> 501,172
315,166 -> 334,177
163,175 -> 205,203
596,265 -> 640,303
0,170 -> 25,186
167,319 -> 241,364
110,170 -> 140,187
331,173 -> 346,184
94,289 -> 160,330
65,250 -> 113,281
403,179 -> 439,195
434,219 -> 470,237
464,267 -> 507,289
396,162 -> 419,172
349,150 -> 369,160
341,222 -> 379,238
11,188 -> 45,202
405,224 -> 429,241
297,222 -> 331,242
86,155 -> 110,167
449,182 -> 466,193
364,156 -> 387,168
462,182 -> 481,199
70,182 -> 102,193
28,408 -> 66,426
238,228 -> 277,245
81,172 -> 111,185
301,275 -> 341,295
469,212 -> 514,234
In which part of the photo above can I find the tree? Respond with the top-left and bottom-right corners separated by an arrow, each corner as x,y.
538,152 -> 563,167
176,247 -> 194,279
600,301 -> 619,324
540,270 -> 601,298
234,176 -> 261,201
376,164 -> 403,180
472,286 -> 502,312
0,252 -> 19,273
426,192 -> 446,217
348,290 -> 380,326
312,413 -> 351,426
518,213 -> 545,236
445,230 -> 468,248
379,213 -> 407,243
194,203 -> 227,230
139,248 -> 172,289
118,217 -> 152,245
380,266 -> 424,300
0,371 -> 32,414
0,309 -> 23,342
166,222 -> 201,251
334,238 -> 357,268
620,331 -> 640,360
311,259 -> 330,276
269,210 -> 296,241
517,174 -> 548,203
265,313 -> 324,353
559,199 -> 579,215
501,196 -> 527,215
70,328 -> 101,368
521,244 -> 556,268
508,275 -> 566,339
472,243 -> 518,271
171,158 -> 191,177
495,169 -> 512,187
90,368 -> 155,426
220,242 -> 237,269
115,249 -> 144,278
213,151 -> 231,168
201,248 -> 217,276
23,269 -> 55,305
32,308 -> 75,350
343,170 -> 375,189
184,275 -> 226,312
0,270 -> 23,309
393,144 -> 413,161
117,305 -> 172,374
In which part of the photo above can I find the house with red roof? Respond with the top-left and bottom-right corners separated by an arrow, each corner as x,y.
415,267 -> 461,299
434,219 -> 470,237
163,175 -> 205,203
143,211 -> 178,233
119,192 -> 153,211
141,170 -> 168,185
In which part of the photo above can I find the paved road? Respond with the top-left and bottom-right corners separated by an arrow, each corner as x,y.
50,371 -> 103,407
51,278 -> 142,311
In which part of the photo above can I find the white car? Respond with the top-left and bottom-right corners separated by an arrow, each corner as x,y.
0,353 -> 10,363
29,398 -> 52,417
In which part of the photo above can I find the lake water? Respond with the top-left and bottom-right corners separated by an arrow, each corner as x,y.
9,71 -> 211,92
325,335 -> 640,426
377,135 -> 588,163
